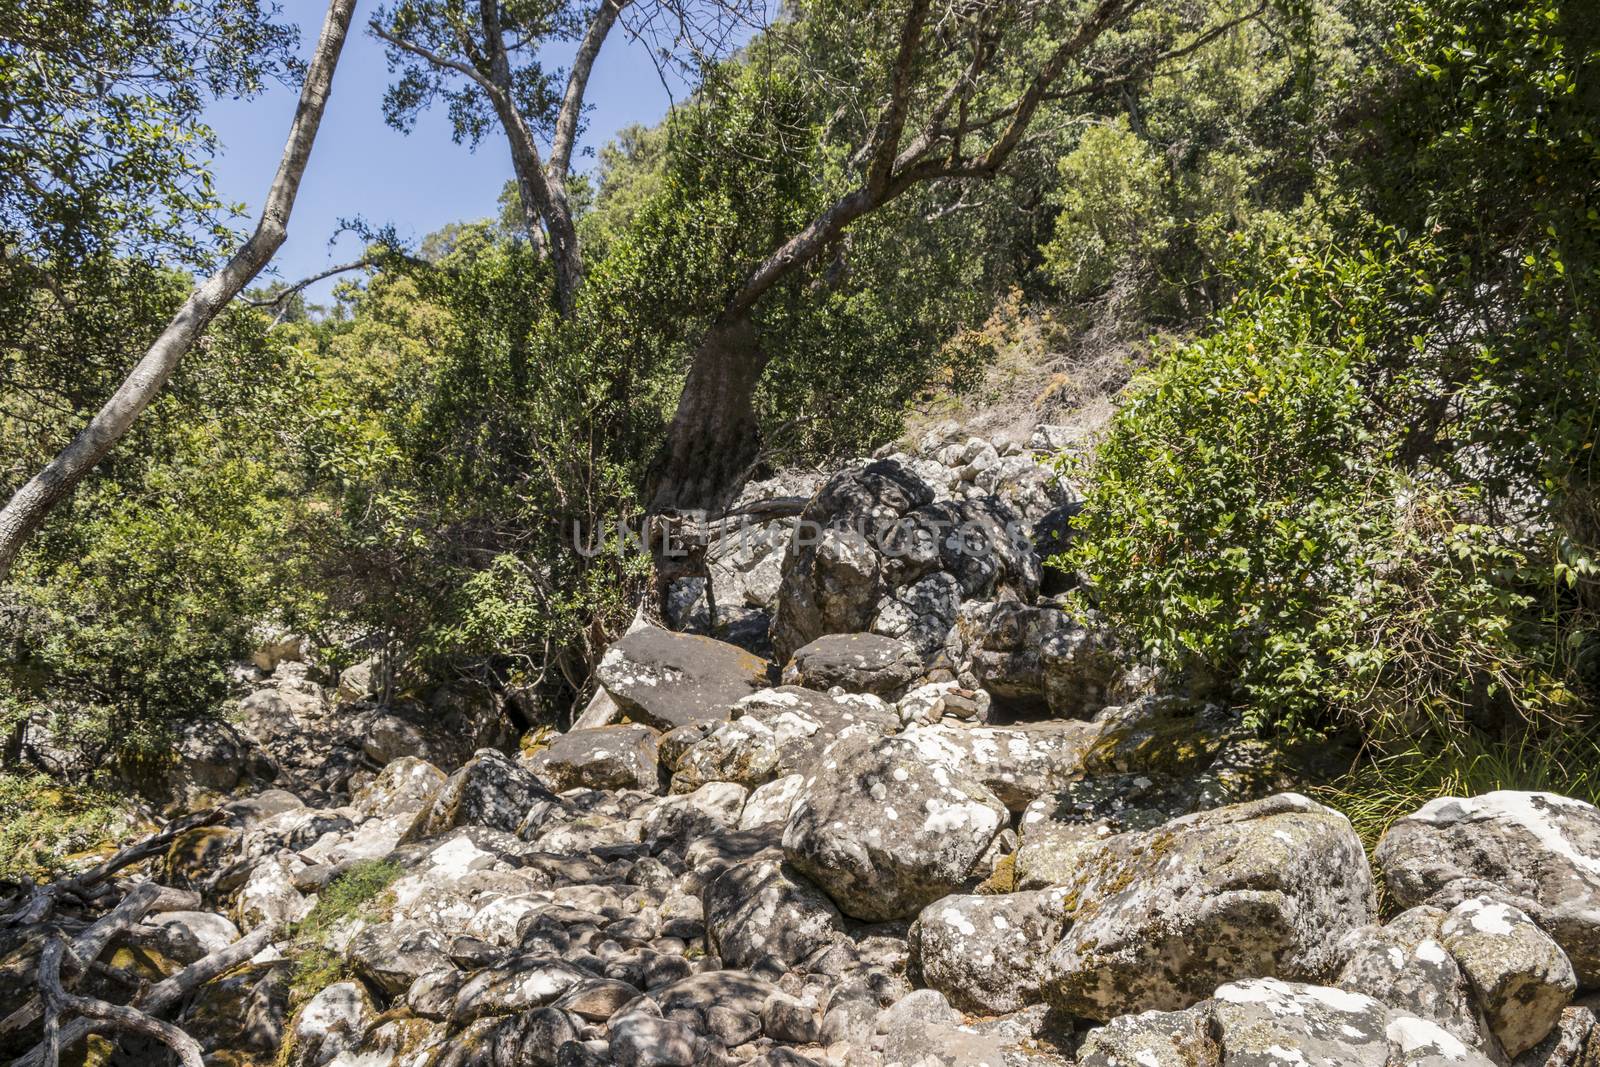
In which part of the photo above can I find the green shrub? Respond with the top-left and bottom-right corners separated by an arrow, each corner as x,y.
1065,241 -> 1569,741
286,859 -> 402,1002
0,773 -> 139,881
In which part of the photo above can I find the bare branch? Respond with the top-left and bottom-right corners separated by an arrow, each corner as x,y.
11,922 -> 281,1067
242,258 -> 377,311
370,22 -> 496,92
35,937 -> 205,1067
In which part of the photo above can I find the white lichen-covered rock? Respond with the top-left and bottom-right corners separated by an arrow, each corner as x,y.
1077,979 -> 1497,1067
236,852 -> 314,932
595,626 -> 771,730
403,748 -> 553,841
673,685 -> 897,794
704,848 -> 845,971
351,756 -> 446,820
1336,906 -> 1483,1046
781,732 -> 1008,922
148,910 -> 241,964
347,921 -> 454,997
1210,979 -> 1492,1067
670,714 -> 780,793
740,774 -> 805,830
1439,896 -> 1576,1056
781,632 -> 923,698
643,780 -> 748,844
524,723 -> 663,793
898,720 -> 1100,813
291,981 -> 373,1067
1074,1006 -> 1219,1067
1376,791 -> 1600,986
1043,793 -> 1376,1020
911,888 -> 1072,1014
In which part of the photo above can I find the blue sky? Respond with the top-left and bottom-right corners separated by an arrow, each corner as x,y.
203,0 -> 699,302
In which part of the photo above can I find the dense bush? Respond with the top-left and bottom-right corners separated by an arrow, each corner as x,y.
1,265 -> 306,771
1068,240 -> 1569,739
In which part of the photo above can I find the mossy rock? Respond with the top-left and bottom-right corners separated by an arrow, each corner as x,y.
105,943 -> 182,982
161,825 -> 242,891
181,960 -> 293,1061
976,851 -> 1017,894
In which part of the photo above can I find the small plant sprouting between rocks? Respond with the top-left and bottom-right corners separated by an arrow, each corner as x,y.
286,859 -> 403,1002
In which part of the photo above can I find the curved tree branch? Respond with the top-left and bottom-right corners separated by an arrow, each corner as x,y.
0,0 -> 359,583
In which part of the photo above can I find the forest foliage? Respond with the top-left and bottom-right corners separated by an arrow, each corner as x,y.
2,0 -> 1597,798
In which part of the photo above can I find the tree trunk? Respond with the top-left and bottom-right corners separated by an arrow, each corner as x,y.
0,0 -> 357,584
648,314 -> 768,515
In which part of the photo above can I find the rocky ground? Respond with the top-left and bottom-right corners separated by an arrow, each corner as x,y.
4,426 -> 1600,1067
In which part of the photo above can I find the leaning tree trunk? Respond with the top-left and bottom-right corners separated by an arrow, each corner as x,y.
648,314 -> 769,516
0,0 -> 358,584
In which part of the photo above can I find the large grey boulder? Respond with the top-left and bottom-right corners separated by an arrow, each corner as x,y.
347,922 -> 454,997
1336,906 -> 1483,1046
781,732 -> 1008,922
352,756 -> 447,820
771,461 -> 934,663
770,460 -> 1041,664
781,632 -> 922,698
404,748 -> 554,841
1042,793 -> 1376,1020
1439,896 -> 1576,1056
953,601 -> 1122,718
1376,791 -> 1600,987
524,724 -> 663,794
703,849 -> 845,971
898,720 -> 1100,813
911,888 -> 1072,1014
596,627 -> 771,731
289,981 -> 372,1067
671,685 -> 897,793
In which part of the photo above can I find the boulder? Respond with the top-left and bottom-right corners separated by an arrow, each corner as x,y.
1376,791 -> 1600,986
911,888 -> 1072,1014
1043,793 -> 1376,1020
643,781 -> 748,845
673,686 -> 898,794
1440,896 -> 1576,1055
781,633 -> 922,698
450,955 -> 593,1021
352,756 -> 447,820
1076,979 -> 1497,1067
770,460 -> 1042,664
771,461 -> 933,663
740,774 -> 805,830
898,720 -> 1100,813
1210,979 -> 1487,1067
703,849 -> 845,971
1336,906 -> 1482,1046
148,910 -> 241,964
596,627 -> 772,731
347,922 -> 454,997
236,853 -> 314,932
404,749 -> 554,841
607,1011 -> 708,1067
289,981 -> 372,1067
670,715 -> 780,794
782,732 -> 1008,922
525,724 -> 664,794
